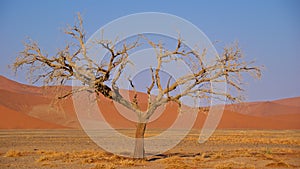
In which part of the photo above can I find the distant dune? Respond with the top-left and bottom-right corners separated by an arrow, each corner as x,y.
0,105 -> 67,129
0,75 -> 299,130
273,97 -> 300,107
225,100 -> 300,117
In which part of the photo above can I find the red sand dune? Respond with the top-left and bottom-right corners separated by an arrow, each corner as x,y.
273,97 -> 300,107
225,98 -> 300,117
216,110 -> 300,130
0,105 -> 67,129
0,75 -> 299,130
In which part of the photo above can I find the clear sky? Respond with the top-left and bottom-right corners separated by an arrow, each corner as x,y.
0,0 -> 299,102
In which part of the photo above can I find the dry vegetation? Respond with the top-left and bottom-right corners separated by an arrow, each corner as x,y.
0,129 -> 299,169
35,150 -> 144,168
4,150 -> 24,157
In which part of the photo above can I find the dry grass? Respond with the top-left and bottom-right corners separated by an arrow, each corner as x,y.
1,130 -> 299,169
91,163 -> 116,169
39,162 -> 57,168
4,150 -> 22,157
3,150 -> 29,157
193,152 -> 210,162
34,150 -> 144,168
3,146 -> 298,169
186,131 -> 300,145
89,157 -> 136,169
214,161 -> 255,169
147,141 -> 300,169
265,161 -> 290,168
161,156 -> 190,169
35,150 -> 110,163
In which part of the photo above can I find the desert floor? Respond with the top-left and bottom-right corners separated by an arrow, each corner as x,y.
0,129 -> 299,169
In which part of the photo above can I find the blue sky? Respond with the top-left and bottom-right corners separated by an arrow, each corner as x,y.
0,0 -> 299,101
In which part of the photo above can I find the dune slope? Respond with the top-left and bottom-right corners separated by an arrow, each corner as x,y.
0,75 -> 299,129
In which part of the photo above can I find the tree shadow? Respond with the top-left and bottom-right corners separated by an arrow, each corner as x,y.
147,152 -> 203,162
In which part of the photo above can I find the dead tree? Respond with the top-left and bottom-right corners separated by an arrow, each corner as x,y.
12,14 -> 261,159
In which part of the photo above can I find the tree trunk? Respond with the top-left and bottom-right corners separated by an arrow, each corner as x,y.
133,122 -> 147,158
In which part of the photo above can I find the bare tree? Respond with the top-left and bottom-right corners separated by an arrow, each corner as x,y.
12,14 -> 261,158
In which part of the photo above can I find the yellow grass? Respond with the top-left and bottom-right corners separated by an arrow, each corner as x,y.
1,130 -> 299,168
162,156 -> 190,169
186,132 -> 300,145
34,150 -> 144,168
4,150 -> 25,157
265,161 -> 290,168
214,161 -> 255,169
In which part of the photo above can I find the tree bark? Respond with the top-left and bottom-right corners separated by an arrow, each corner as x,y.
133,122 -> 147,158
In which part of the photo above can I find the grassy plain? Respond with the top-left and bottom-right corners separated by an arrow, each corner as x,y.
0,129 -> 299,169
